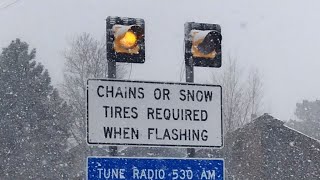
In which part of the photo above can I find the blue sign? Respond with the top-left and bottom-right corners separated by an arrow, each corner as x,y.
88,157 -> 224,180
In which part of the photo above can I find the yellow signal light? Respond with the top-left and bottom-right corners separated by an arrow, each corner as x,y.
112,25 -> 143,54
120,31 -> 138,49
107,16 -> 145,63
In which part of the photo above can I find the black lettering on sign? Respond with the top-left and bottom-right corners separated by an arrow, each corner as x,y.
172,109 -> 180,120
163,88 -> 170,100
104,126 -> 113,138
181,109 -> 184,120
155,128 -> 161,140
146,108 -> 208,121
156,108 -> 162,120
147,108 -> 154,119
185,109 -> 192,120
196,90 -> 203,102
138,87 -> 144,99
163,128 -> 171,140
147,128 -> 208,142
131,107 -> 138,119
154,88 -> 171,100
103,106 -> 139,119
103,106 -> 110,117
123,107 -> 130,119
193,110 -> 200,121
104,127 -> 139,139
97,85 -> 104,97
110,105 -> 113,117
115,87 -> 124,98
163,109 -> 171,120
202,129 -> 208,141
179,89 -> 186,101
179,89 -> 213,102
106,86 -> 114,98
97,86 -> 145,99
204,91 -> 213,102
201,110 -> 208,121
128,87 -> 136,99
187,90 -> 195,101
154,88 -> 161,100
123,127 -> 130,139
193,129 -> 200,141
172,129 -> 179,140
148,128 -> 155,139
115,106 -> 122,118
180,129 -> 191,141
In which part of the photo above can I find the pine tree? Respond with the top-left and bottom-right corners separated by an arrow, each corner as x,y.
0,39 -> 71,179
287,100 -> 320,140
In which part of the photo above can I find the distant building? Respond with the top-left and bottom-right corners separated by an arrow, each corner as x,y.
196,114 -> 320,179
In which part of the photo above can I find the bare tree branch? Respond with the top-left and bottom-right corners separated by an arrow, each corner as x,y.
60,33 -> 127,146
211,56 -> 264,132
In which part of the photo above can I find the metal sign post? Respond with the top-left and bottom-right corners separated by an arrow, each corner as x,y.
105,16 -> 145,156
184,21 -> 222,157
186,59 -> 196,158
107,60 -> 118,156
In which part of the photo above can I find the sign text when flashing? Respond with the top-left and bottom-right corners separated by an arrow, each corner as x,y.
87,79 -> 222,148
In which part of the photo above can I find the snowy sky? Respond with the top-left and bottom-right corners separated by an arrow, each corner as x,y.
0,0 -> 319,121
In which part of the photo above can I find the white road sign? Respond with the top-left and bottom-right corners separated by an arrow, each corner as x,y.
87,79 -> 223,148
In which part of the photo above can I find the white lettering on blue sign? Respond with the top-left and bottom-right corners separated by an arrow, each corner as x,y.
87,157 -> 224,180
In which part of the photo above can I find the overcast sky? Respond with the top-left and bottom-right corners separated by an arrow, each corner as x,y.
1,0 -> 319,121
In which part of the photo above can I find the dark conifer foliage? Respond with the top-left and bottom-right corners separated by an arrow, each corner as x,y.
0,39 -> 71,179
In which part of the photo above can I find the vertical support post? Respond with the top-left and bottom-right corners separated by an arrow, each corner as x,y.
108,60 -> 118,156
186,60 -> 196,158
185,63 -> 194,82
108,61 -> 116,78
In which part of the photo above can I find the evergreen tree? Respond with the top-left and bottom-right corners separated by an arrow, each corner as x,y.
0,39 -> 71,179
287,100 -> 320,140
